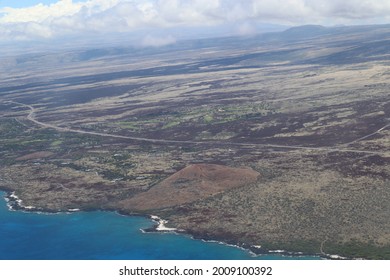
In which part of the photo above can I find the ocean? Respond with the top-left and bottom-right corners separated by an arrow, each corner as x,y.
0,191 -> 319,260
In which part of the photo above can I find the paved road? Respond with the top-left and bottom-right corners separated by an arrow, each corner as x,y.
5,101 -> 389,156
345,123 -> 390,145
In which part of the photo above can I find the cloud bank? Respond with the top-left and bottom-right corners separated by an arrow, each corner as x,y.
1,0 -> 390,42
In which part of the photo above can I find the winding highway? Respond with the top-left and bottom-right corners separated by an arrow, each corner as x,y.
5,101 -> 389,156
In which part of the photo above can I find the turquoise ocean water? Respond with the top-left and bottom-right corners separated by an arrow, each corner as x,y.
0,191 -> 319,260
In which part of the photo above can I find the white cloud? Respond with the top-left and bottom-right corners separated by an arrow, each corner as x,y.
24,22 -> 53,38
141,34 -> 176,47
0,0 -> 83,23
235,22 -> 257,36
306,0 -> 390,19
252,0 -> 314,23
1,0 -> 390,42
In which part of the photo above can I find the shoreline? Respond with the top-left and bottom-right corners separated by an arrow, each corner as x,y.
0,190 -> 342,260
6,191 -> 39,212
142,213 -> 327,260
148,215 -> 186,232
3,190 -> 81,214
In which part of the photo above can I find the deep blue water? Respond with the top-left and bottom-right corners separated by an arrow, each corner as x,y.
0,192 -> 319,260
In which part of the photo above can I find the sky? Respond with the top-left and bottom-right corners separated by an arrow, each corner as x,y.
1,0 -> 390,46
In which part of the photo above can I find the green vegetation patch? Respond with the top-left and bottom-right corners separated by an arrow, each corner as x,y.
108,101 -> 275,134
0,118 -> 102,164
325,240 -> 390,260
50,140 -> 63,147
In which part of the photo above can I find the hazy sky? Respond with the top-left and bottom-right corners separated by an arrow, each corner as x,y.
1,0 -> 390,45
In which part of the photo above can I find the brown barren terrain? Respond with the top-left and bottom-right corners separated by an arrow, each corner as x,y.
122,163 -> 260,210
